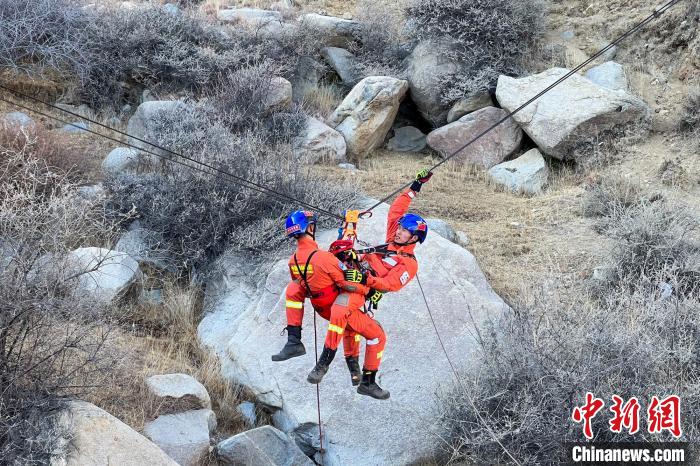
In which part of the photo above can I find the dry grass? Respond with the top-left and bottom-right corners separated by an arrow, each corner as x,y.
300,83 -> 344,121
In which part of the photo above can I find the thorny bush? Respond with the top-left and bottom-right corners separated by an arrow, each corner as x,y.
0,128 -> 122,464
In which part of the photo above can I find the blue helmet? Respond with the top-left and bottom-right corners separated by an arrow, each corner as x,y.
285,210 -> 317,237
398,213 -> 428,243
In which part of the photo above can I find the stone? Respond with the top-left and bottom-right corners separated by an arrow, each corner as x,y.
264,77 -> 293,112
456,231 -> 470,247
406,40 -> 461,126
217,8 -> 282,28
561,30 -> 575,40
144,409 -> 217,466
115,227 -> 174,272
602,45 -> 618,61
495,68 -> 649,160
446,92 -> 495,123
488,148 -> 549,195
293,117 -> 346,164
425,218 -> 457,243
3,111 -> 34,128
298,14 -> 360,47
338,163 -> 356,170
216,426 -> 313,466
141,288 -> 163,306
329,76 -> 408,159
426,106 -> 523,168
198,201 -> 510,464
237,402 -> 257,428
53,401 -> 177,466
386,126 -> 427,152
585,61 -> 628,91
102,147 -> 140,175
321,47 -> 358,86
162,3 -> 179,15
291,56 -> 324,103
127,101 -> 190,164
61,122 -> 89,133
146,373 -> 212,410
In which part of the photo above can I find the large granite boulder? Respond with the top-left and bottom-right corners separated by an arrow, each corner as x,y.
406,40 -> 461,126
144,409 -> 217,466
264,77 -> 293,112
217,8 -> 282,28
329,76 -> 408,160
488,148 -> 549,195
321,47 -> 359,86
216,425 -> 313,466
146,373 -> 212,410
386,126 -> 427,152
426,106 -> 523,168
198,202 -> 510,465
293,116 -> 346,164
446,92 -> 495,123
298,14 -> 360,47
53,401 -> 177,466
102,147 -> 140,175
585,61 -> 627,91
126,100 -> 190,164
495,67 -> 649,160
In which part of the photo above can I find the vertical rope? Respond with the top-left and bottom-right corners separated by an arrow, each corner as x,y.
312,310 -> 325,464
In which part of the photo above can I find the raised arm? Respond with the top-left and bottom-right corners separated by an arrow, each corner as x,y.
385,169 -> 433,242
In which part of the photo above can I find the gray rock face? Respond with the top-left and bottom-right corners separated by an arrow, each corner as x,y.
291,56 -> 323,103
264,77 -> 293,112
406,40 -> 461,126
426,106 -> 523,168
495,68 -> 649,160
61,122 -> 89,133
237,402 -> 257,428
217,426 -> 313,466
293,116 -> 346,164
54,401 -> 177,466
321,47 -> 358,85
127,100 -> 190,164
146,373 -> 212,410
329,76 -> 408,159
425,218 -> 457,243
102,147 -> 139,175
3,111 -> 34,128
298,14 -> 360,47
198,202 -> 509,465
144,409 -> 217,466
446,92 -> 495,123
488,148 -> 549,195
218,8 -> 282,28
115,228 -> 173,272
585,61 -> 627,91
456,231 -> 470,247
386,126 -> 427,152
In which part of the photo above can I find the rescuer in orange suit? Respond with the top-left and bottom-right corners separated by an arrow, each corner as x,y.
306,169 -> 433,400
271,210 -> 380,370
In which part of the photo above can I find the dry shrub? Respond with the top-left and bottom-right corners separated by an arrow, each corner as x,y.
299,83 -> 345,120
582,176 -> 644,221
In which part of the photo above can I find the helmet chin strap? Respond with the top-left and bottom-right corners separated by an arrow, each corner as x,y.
392,236 -> 418,247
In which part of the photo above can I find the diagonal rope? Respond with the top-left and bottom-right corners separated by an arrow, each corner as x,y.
0,89 -> 345,221
416,274 -> 521,465
363,0 -> 683,213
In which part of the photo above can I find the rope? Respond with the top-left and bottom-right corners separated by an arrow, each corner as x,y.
0,89 -> 345,221
312,310 -> 325,463
363,0 -> 683,213
415,274 -> 521,465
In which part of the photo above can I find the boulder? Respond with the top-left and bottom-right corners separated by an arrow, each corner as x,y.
115,228 -> 174,272
162,3 -> 179,15
102,147 -> 140,175
3,111 -> 34,128
426,106 -> 523,168
386,126 -> 427,152
329,76 -> 408,159
293,117 -> 346,164
198,201 -> 510,465
237,402 -> 257,428
495,67 -> 649,160
144,409 -> 217,466
291,56 -> 324,103
585,61 -> 627,91
425,218 -> 457,243
216,426 -> 313,466
406,40 -> 461,126
126,100 -> 190,164
146,373 -> 212,410
456,231 -> 470,247
54,401 -> 177,466
61,122 -> 89,134
488,148 -> 549,195
264,77 -> 293,112
298,14 -> 360,47
217,8 -> 282,29
446,92 -> 495,123
338,162 -> 356,170
321,47 -> 359,86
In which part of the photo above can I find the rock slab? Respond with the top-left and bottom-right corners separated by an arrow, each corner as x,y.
146,373 -> 212,410
293,116 -> 346,164
329,76 -> 408,159
585,61 -> 627,91
495,67 -> 648,160
144,409 -> 217,466
386,126 -> 427,152
198,202 -> 510,465
488,148 -> 549,194
427,106 -> 523,168
216,426 -> 313,466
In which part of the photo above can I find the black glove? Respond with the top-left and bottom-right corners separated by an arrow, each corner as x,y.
367,289 -> 383,309
410,168 -> 433,192
345,269 -> 366,284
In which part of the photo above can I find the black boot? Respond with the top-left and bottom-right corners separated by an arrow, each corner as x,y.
357,369 -> 390,400
307,347 -> 337,384
345,356 -> 361,386
271,326 -> 305,361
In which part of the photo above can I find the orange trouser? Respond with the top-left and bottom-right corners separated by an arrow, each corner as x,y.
325,292 -> 386,371
285,281 -> 335,325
